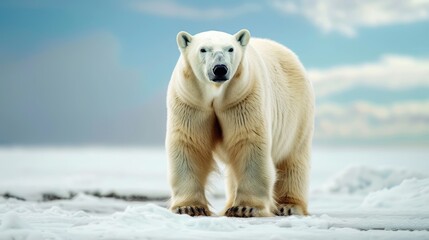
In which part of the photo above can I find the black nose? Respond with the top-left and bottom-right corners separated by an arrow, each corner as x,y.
213,64 -> 228,77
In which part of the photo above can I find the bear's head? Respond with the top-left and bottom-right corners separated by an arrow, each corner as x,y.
176,29 -> 251,84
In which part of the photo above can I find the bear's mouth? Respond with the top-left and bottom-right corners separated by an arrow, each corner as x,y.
211,76 -> 229,82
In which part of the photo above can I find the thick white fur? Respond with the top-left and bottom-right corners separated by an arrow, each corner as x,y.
166,30 -> 314,217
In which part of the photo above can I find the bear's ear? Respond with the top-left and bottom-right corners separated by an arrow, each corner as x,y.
177,31 -> 193,49
234,29 -> 251,47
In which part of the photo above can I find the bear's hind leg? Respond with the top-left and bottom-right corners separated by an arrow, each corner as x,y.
274,151 -> 310,216
221,167 -> 237,214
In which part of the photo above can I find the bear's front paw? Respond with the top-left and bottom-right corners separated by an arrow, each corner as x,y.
225,206 -> 270,217
276,204 -> 307,216
174,206 -> 210,216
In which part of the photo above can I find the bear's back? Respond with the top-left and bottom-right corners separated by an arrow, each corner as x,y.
248,38 -> 307,85
247,37 -> 312,105
248,38 -> 314,161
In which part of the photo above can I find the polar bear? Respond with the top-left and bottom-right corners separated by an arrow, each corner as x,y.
166,29 -> 314,217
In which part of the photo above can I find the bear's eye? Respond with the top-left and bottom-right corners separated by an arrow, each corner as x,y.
228,48 -> 234,53
200,48 -> 206,53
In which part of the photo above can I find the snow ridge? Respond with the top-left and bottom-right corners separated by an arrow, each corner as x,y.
320,165 -> 428,194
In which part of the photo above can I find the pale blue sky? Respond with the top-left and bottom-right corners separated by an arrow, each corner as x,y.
0,0 -> 428,146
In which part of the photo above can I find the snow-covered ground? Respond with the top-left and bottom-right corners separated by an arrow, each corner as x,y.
0,147 -> 428,239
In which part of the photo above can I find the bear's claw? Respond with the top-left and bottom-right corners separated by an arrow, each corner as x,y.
275,204 -> 306,216
225,206 -> 255,218
174,206 -> 209,216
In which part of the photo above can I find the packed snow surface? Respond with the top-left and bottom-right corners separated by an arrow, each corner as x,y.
0,147 -> 428,239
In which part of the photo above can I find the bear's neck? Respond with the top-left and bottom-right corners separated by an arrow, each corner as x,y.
211,60 -> 256,110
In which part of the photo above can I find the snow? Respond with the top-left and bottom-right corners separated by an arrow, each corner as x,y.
0,147 -> 169,201
362,178 -> 429,209
320,165 -> 429,194
1,147 -> 429,239
0,212 -> 31,230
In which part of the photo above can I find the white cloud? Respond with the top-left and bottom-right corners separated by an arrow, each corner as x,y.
315,101 -> 429,141
272,0 -> 429,36
309,54 -> 429,144
132,0 -> 259,20
309,55 -> 429,98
